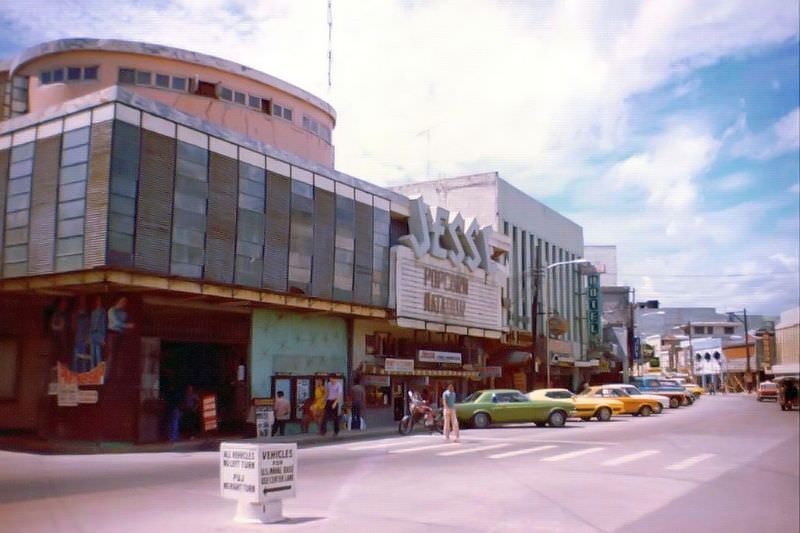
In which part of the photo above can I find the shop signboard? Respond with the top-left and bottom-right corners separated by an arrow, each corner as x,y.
362,375 -> 391,387
417,350 -> 462,364
476,366 -> 502,378
253,398 -> 275,438
202,394 -> 218,432
384,358 -> 414,373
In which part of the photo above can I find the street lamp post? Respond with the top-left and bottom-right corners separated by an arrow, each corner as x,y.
541,259 -> 590,388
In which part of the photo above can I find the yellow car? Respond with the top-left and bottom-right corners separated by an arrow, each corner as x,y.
580,386 -> 661,417
527,388 -> 624,422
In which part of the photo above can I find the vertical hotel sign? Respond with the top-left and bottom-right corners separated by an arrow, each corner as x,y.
587,274 -> 601,338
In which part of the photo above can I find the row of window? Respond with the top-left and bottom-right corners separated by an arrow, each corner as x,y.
40,66 -> 99,85
302,115 -> 332,144
693,326 -> 736,335
118,68 -> 297,126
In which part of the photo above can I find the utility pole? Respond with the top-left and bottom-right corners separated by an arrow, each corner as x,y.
626,288 -> 635,382
744,308 -> 752,392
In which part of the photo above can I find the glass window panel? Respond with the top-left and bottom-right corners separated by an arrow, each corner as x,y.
5,228 -> 27,246
109,194 -> 136,217
53,69 -> 64,82
239,177 -> 264,197
136,71 -> 152,85
175,176 -> 209,198
171,262 -> 202,278
236,240 -> 262,259
171,243 -> 204,265
288,251 -> 312,268
56,236 -> 83,256
291,180 -> 313,198
273,104 -> 282,116
238,194 -> 263,212
109,175 -> 136,198
83,66 -> 98,80
155,73 -> 170,88
4,244 -> 27,263
60,181 -> 86,202
6,193 -> 30,212
9,160 -> 33,179
7,177 -> 31,196
11,143 -> 34,163
3,262 -> 27,277
55,254 -> 83,272
172,226 -> 205,248
41,71 -> 52,84
171,77 -> 187,91
109,213 -> 135,235
58,199 -> 85,220
173,208 -> 205,229
108,231 -> 134,253
234,92 -> 246,104
177,140 -> 207,165
6,210 -> 29,229
57,217 -> 84,238
240,163 -> 264,184
220,87 -> 232,101
60,163 -> 88,184
62,144 -> 89,166
174,192 -> 207,214
176,160 -> 208,182
67,67 -> 82,81
248,95 -> 260,108
284,108 -> 293,121
118,68 -> 135,84
63,127 -> 90,149
288,266 -> 311,283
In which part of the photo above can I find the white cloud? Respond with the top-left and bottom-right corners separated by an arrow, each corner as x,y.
713,172 -> 752,192
731,107 -> 800,160
789,183 -> 800,194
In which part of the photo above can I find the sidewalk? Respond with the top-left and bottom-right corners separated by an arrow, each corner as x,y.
0,421 -> 400,455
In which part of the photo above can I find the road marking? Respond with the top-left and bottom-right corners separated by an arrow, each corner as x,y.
348,440 -> 419,451
389,442 -> 458,454
602,450 -> 659,466
437,443 -> 509,457
665,453 -> 715,471
541,447 -> 605,462
488,445 -> 558,460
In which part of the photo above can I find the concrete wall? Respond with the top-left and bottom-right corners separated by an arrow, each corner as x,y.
250,309 -> 348,397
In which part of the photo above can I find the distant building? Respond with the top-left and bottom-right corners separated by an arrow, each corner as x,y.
583,245 -> 618,286
773,307 -> 799,377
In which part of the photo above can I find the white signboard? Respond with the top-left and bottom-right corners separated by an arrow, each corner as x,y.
385,358 -> 415,373
220,443 -> 297,504
418,350 -> 462,364
393,246 -> 502,331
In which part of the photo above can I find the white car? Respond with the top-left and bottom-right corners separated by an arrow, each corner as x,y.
603,384 -> 670,414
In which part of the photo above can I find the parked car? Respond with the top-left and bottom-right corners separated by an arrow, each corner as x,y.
602,384 -> 669,414
756,381 -> 778,401
456,389 -> 575,428
672,377 -> 704,399
630,377 -> 692,408
659,378 -> 697,404
527,388 -> 624,421
775,377 -> 798,410
580,386 -> 662,417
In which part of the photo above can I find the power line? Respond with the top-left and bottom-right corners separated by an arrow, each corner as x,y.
619,272 -> 798,279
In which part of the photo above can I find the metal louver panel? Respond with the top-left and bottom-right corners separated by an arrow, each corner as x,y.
263,170 -> 290,291
353,200 -> 373,305
28,135 -> 61,274
135,129 -> 175,274
311,188 -> 334,299
85,121 -> 112,268
206,152 -> 237,284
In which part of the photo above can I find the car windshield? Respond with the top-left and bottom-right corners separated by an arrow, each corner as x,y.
623,386 -> 642,395
462,392 -> 482,403
760,383 -> 777,390
545,390 -> 574,399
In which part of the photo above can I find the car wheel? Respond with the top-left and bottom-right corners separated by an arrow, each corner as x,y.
654,403 -> 663,414
471,412 -> 491,429
669,397 -> 680,409
757,397 -> 763,402
548,410 -> 567,427
596,407 -> 612,422
639,405 -> 653,417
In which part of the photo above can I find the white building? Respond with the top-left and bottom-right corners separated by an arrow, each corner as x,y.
774,307 -> 800,377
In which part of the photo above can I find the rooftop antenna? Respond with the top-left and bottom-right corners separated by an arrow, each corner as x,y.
327,0 -> 333,92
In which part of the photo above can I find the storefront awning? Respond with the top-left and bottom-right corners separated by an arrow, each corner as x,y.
360,363 -> 479,379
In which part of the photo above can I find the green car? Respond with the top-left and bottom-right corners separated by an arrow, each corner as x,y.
456,389 -> 575,429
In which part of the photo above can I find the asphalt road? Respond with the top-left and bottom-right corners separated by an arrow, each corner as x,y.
1,393 -> 797,532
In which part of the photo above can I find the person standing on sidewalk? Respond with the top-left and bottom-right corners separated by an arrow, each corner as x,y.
350,377 -> 365,431
321,376 -> 342,437
272,391 -> 291,437
442,382 -> 459,443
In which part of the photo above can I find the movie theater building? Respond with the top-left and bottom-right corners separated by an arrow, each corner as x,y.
392,173 -> 588,392
0,39 -> 412,442
352,198 -> 510,422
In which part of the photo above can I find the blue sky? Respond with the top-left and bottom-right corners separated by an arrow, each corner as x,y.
1,0 -> 798,315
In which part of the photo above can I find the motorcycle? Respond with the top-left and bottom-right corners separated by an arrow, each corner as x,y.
398,390 -> 444,435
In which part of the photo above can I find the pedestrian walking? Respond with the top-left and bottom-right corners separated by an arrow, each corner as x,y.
350,377 -> 365,430
442,382 -> 459,443
321,376 -> 342,437
272,391 -> 291,436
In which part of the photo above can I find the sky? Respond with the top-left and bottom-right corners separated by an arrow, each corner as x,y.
1,0 -> 798,316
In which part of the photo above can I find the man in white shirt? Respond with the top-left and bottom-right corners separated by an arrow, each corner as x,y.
321,377 -> 342,436
272,391 -> 291,437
